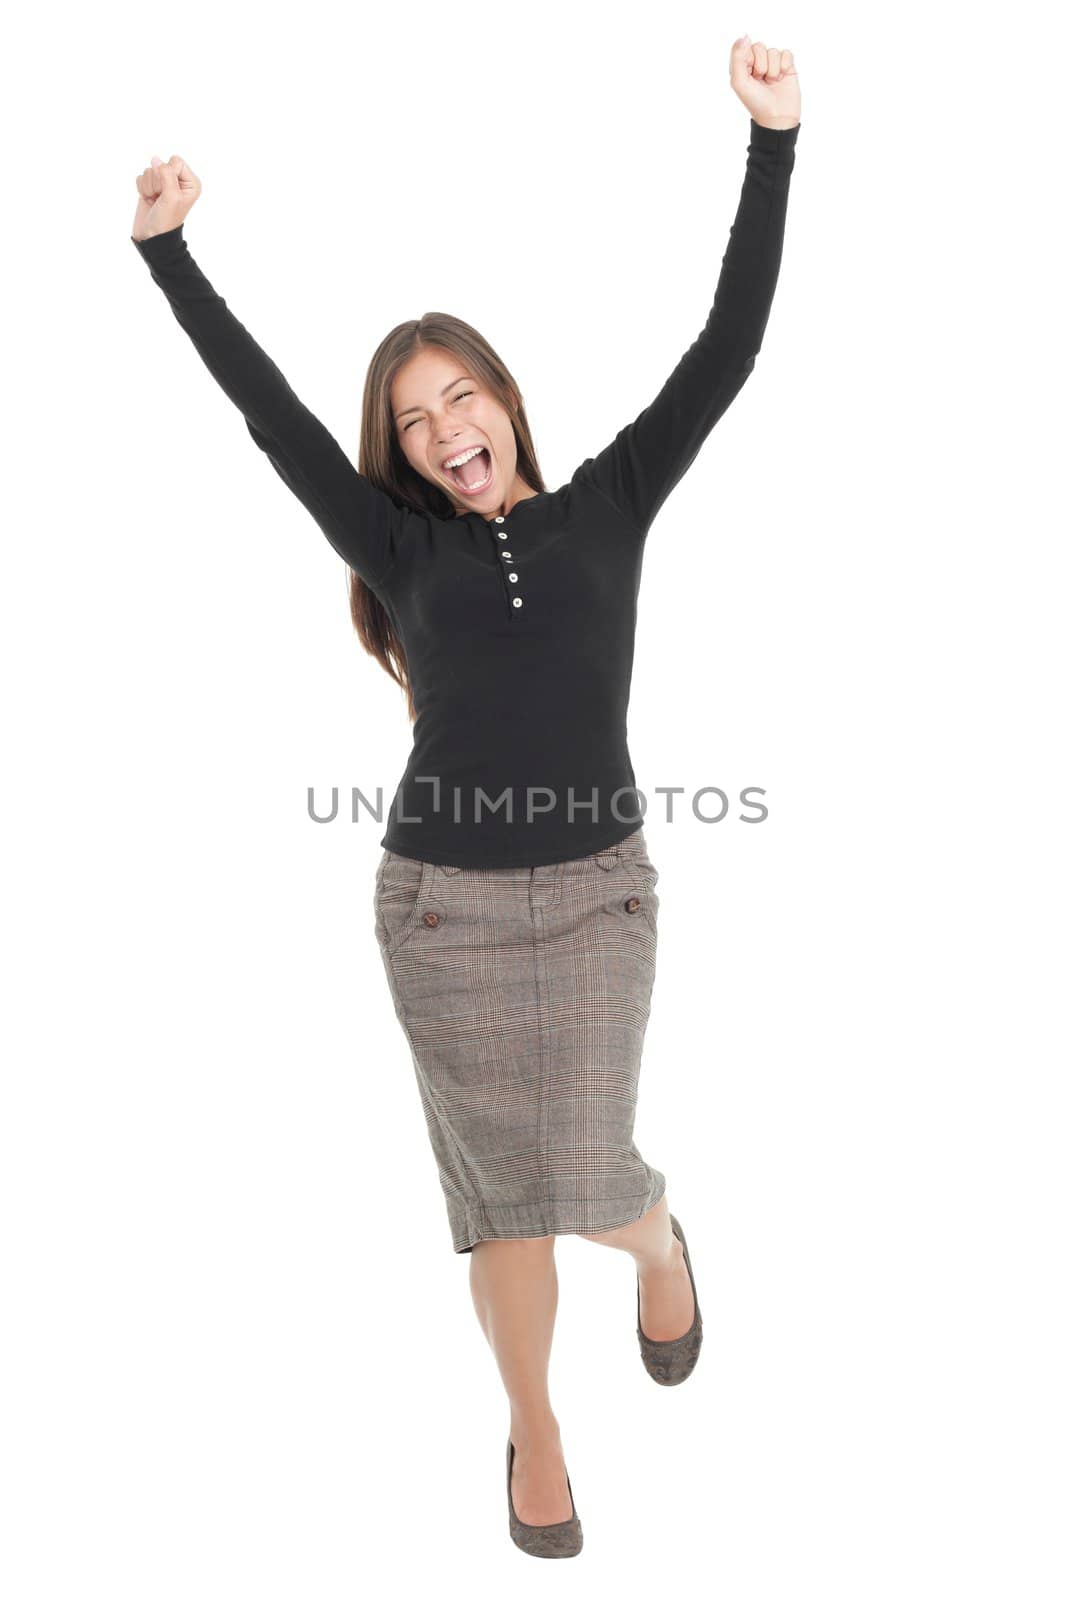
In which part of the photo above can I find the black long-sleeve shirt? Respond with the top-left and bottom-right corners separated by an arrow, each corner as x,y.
132,117 -> 800,867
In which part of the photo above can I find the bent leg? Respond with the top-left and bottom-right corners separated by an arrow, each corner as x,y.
578,1193 -> 695,1341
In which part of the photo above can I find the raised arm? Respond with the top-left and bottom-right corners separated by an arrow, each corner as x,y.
579,114 -> 796,537
576,112 -> 800,539
131,218 -> 401,591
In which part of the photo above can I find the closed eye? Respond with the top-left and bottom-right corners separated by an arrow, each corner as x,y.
402,390 -> 474,432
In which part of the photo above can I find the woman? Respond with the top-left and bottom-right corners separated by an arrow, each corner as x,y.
130,34 -> 801,1558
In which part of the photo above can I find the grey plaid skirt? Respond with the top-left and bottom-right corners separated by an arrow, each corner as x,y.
373,825 -> 667,1253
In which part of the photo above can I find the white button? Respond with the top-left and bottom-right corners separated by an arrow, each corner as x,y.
494,516 -> 505,524
497,531 -> 508,540
508,573 -> 518,582
512,597 -> 523,608
501,551 -> 513,560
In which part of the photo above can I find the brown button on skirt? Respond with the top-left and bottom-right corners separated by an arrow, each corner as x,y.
373,825 -> 667,1253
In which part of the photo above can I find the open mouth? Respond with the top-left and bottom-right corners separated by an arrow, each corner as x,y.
443,445 -> 493,496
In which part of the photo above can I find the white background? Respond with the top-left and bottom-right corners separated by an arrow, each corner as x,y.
3,0 -> 1064,1593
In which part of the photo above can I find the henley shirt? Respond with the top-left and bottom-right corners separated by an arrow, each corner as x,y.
132,117 -> 800,868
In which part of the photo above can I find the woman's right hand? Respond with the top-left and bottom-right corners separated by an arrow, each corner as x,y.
131,154 -> 202,243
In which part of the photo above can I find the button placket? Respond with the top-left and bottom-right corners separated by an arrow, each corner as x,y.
494,515 -> 524,615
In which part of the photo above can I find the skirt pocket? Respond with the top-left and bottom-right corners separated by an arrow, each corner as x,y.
374,855 -> 429,957
622,850 -> 660,933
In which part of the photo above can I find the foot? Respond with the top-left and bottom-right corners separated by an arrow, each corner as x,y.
509,1429 -> 575,1526
637,1234 -> 696,1340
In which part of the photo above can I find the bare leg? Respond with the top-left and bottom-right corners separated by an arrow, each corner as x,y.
469,1236 -> 574,1525
578,1193 -> 695,1339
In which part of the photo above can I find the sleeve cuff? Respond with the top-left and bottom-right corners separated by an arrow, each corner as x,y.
131,223 -> 186,263
749,117 -> 800,151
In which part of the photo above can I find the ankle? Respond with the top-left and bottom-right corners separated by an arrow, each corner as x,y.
510,1415 -> 562,1452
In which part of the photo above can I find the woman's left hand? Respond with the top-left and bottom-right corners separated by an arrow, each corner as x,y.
729,35 -> 801,129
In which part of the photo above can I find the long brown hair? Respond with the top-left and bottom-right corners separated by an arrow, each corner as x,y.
349,314 -> 547,722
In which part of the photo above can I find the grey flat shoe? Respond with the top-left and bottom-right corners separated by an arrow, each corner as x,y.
637,1212 -> 703,1385
506,1437 -> 583,1558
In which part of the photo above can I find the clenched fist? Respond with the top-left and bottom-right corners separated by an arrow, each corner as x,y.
729,36 -> 801,130
131,154 -> 202,243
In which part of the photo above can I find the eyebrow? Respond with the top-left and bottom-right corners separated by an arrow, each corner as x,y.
394,375 -> 473,422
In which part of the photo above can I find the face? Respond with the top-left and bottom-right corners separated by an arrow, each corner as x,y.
391,345 -> 533,518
